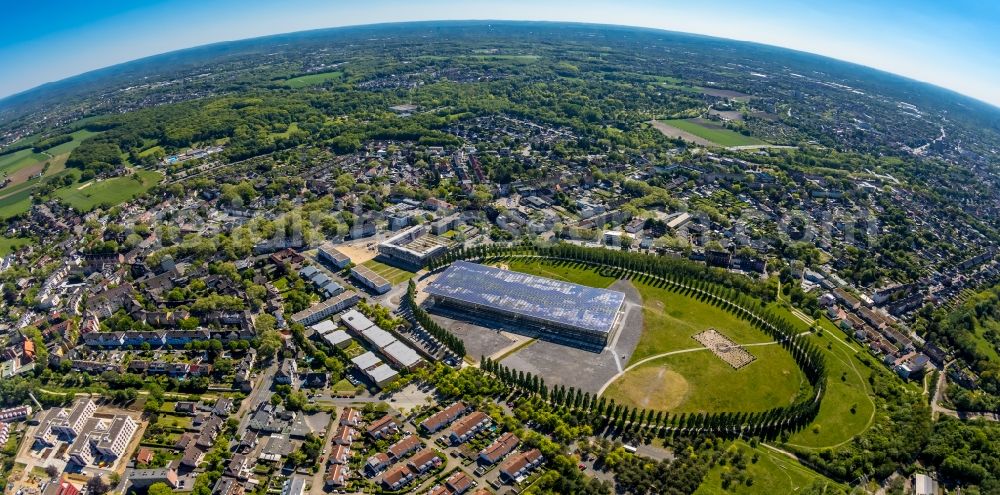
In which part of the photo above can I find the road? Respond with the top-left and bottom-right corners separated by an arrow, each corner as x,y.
307,408 -> 339,495
931,360 -> 1000,421
236,360 -> 279,437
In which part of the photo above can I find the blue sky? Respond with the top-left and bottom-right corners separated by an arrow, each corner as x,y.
2,0 -> 999,106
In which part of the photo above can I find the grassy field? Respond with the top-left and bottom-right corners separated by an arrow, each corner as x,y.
626,279 -> 784,363
362,259 -> 416,285
270,122 -> 301,139
44,129 -> 99,155
0,149 -> 49,175
139,145 -> 165,158
695,441 -> 843,495
0,128 -> 100,218
331,378 -> 357,393
661,119 -> 766,147
155,413 -> 193,429
285,71 -> 343,88
603,343 -> 805,413
773,306 -> 877,448
55,169 -> 163,211
505,258 -> 807,413
507,259 -> 616,290
0,236 -> 30,256
0,190 -> 33,219
0,129 -> 98,176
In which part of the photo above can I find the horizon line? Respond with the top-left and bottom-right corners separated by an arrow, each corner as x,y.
1,18 -> 998,113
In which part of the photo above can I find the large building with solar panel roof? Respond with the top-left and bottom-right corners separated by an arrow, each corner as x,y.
424,261 -> 626,348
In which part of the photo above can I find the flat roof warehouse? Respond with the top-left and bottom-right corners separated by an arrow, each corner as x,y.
425,261 -> 625,335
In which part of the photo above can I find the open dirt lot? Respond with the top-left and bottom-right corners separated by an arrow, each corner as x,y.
335,242 -> 378,264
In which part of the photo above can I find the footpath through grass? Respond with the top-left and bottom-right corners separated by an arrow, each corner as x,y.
695,441 -> 844,495
603,343 -> 805,413
777,306 -> 877,449
629,280 -> 772,362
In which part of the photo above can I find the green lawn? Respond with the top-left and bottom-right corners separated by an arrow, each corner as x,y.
774,306 -> 877,449
695,441 -> 844,495
331,378 -> 357,393
0,236 -> 29,256
44,129 -> 99,155
661,118 -> 766,147
156,414 -> 193,429
603,344 -> 805,413
285,71 -> 343,88
55,169 -> 163,211
139,145 -> 165,158
628,281 -> 776,363
270,123 -> 301,139
786,324 -> 875,448
362,259 -> 416,285
506,259 -> 616,290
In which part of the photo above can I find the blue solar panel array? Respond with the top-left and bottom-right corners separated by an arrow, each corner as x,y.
425,261 -> 626,334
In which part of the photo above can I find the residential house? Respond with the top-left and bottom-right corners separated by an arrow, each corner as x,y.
367,413 -> 399,440
325,464 -> 348,488
381,464 -> 415,491
479,432 -> 519,465
420,401 -> 468,433
447,411 -> 491,445
407,448 -> 442,475
500,449 -> 544,483
339,407 -> 361,427
366,452 -> 391,473
445,471 -> 475,494
387,435 -> 421,461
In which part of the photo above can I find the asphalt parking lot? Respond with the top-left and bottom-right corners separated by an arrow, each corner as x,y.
498,280 -> 645,394
429,310 -> 515,361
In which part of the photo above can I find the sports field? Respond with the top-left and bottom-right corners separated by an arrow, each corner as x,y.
505,258 -> 807,413
361,259 -> 416,285
695,441 -> 844,495
285,71 -> 343,88
660,119 -> 766,147
55,169 -> 163,211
